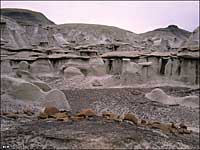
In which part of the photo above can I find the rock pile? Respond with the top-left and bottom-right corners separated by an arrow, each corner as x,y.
36,107 -> 193,135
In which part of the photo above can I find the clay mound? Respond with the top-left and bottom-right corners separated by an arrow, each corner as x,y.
180,96 -> 199,109
43,89 -> 71,111
18,61 -> 29,71
64,66 -> 84,79
1,75 -> 71,111
11,81 -> 44,102
30,59 -> 53,74
145,88 -> 169,102
145,88 -> 199,108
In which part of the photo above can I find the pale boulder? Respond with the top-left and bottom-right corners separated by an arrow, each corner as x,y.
18,61 -> 29,71
64,66 -> 84,79
1,75 -> 71,111
43,89 -> 71,111
30,59 -> 53,74
180,95 -> 199,109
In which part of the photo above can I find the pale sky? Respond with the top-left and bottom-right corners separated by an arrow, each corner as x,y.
1,1 -> 199,33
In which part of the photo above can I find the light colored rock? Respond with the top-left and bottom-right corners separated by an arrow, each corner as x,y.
64,66 -> 84,79
148,56 -> 161,75
16,69 -> 37,81
122,59 -> 140,74
89,57 -> 106,76
138,61 -> 156,81
145,88 -> 181,105
145,88 -> 169,102
43,89 -> 71,111
121,60 -> 142,85
31,81 -> 52,92
1,60 -> 13,74
1,75 -> 27,92
138,62 -> 152,66
145,88 -> 199,108
165,59 -> 173,77
30,59 -> 53,74
15,69 -> 52,92
179,59 -> 196,84
18,61 -> 29,71
171,59 -> 181,80
1,76 -> 44,101
11,82 -> 45,102
180,95 -> 199,109
1,75 -> 71,111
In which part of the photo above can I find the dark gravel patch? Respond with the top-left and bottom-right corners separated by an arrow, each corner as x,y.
63,87 -> 199,128
1,117 -> 199,149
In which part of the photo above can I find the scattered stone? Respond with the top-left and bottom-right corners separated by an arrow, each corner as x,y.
56,117 -> 69,122
5,112 -> 19,119
70,116 -> 84,121
140,119 -> 148,126
44,107 -> 59,116
179,123 -> 187,129
102,111 -> 119,120
38,112 -> 48,119
76,109 -> 96,118
23,109 -> 34,116
50,112 -> 68,119
123,113 -> 139,125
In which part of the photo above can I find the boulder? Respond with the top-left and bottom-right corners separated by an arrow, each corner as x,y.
43,89 -> 71,111
138,61 -> 156,81
180,95 -> 199,109
30,59 -> 53,74
1,75 -> 71,111
123,113 -> 139,125
76,108 -> 96,118
15,69 -> 52,92
18,61 -> 29,71
31,81 -> 52,92
16,69 -> 37,81
44,106 -> 60,116
64,66 -> 84,79
11,82 -> 45,102
145,88 -> 169,102
145,88 -> 179,105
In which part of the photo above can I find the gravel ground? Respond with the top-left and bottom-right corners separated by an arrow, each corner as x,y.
1,117 -> 199,149
1,84 -> 199,149
63,86 -> 199,129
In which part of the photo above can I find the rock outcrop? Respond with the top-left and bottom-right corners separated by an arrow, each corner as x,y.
140,25 -> 191,51
1,75 -> 71,111
1,8 -> 55,25
145,88 -> 199,108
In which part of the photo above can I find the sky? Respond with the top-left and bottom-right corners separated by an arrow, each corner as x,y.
1,1 -> 199,34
